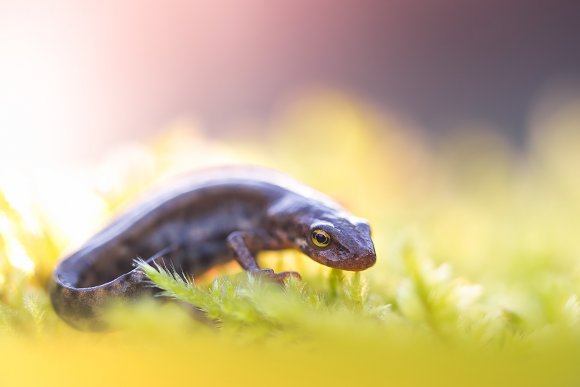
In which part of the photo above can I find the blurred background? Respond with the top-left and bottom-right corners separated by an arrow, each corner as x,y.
3,5 -> 580,377
2,0 -> 580,165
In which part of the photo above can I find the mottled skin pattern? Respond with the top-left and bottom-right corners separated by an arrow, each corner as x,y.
50,167 -> 376,330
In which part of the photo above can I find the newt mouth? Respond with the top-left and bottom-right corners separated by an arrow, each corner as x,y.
342,253 -> 377,271
323,251 -> 376,271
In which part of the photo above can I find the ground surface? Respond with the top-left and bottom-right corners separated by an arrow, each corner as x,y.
1,94 -> 580,386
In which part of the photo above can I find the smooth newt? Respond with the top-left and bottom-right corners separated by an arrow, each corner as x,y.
50,167 -> 376,329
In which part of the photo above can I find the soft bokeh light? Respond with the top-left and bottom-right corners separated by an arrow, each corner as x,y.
2,1 -> 580,385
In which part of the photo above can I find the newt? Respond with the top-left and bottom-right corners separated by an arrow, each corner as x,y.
50,167 -> 376,329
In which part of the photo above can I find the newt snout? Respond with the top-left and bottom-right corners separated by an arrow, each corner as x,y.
343,248 -> 377,271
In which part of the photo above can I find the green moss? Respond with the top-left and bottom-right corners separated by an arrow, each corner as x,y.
2,95 -> 580,385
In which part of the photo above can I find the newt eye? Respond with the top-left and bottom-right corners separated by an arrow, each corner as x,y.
311,229 -> 331,247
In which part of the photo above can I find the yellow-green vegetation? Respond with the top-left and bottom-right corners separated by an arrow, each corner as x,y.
1,92 -> 580,386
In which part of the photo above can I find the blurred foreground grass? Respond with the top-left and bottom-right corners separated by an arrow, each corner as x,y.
1,92 -> 580,386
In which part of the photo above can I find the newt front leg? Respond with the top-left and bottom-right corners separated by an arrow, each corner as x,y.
226,230 -> 301,283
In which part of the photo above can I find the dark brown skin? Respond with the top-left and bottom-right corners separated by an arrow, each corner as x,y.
50,167 -> 376,330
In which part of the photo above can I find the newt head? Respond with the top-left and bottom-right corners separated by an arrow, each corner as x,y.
294,213 -> 377,271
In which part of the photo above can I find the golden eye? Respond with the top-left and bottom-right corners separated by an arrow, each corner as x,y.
311,229 -> 331,247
